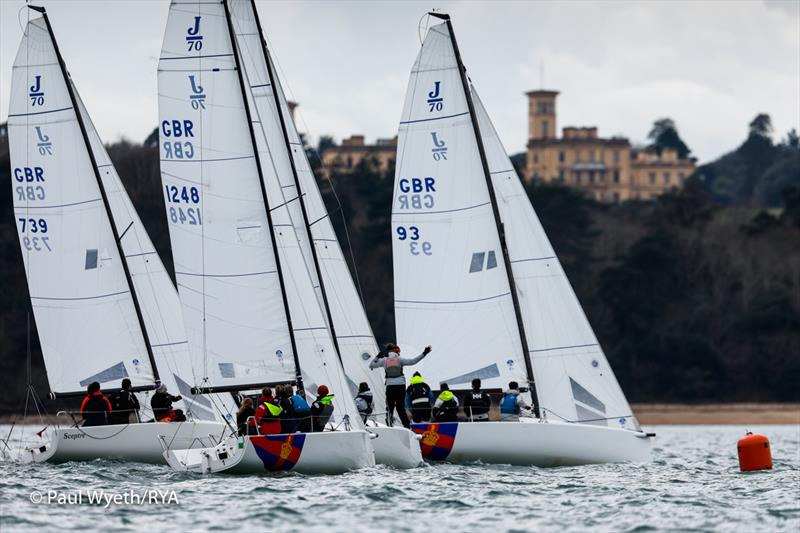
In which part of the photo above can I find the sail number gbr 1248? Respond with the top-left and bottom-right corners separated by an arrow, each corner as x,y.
164,185 -> 202,226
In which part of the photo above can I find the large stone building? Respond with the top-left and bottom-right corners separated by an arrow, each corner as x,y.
525,90 -> 695,202
320,135 -> 397,175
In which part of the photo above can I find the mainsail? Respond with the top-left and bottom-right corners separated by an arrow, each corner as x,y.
159,0 -> 362,427
393,16 -> 638,429
392,20 -> 528,393
230,0 -> 385,413
9,13 -> 157,396
158,0 -> 296,392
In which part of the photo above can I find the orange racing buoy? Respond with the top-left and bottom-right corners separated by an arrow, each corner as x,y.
737,431 -> 772,472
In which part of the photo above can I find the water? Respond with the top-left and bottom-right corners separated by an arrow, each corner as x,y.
1,425 -> 798,532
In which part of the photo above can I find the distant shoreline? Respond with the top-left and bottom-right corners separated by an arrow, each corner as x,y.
631,403 -> 800,425
1,403 -> 798,426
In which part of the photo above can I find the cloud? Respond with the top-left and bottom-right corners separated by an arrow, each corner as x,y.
1,0 -> 797,163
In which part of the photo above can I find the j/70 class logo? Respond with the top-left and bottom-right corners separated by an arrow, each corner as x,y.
29,75 -> 44,106
427,81 -> 443,112
189,75 -> 206,109
186,16 -> 203,51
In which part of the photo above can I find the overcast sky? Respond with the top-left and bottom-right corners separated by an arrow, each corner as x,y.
1,0 -> 798,163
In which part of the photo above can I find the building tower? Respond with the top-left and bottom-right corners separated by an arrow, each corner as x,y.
526,90 -> 558,140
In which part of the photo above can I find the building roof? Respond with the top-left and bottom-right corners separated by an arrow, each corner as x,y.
525,89 -> 559,97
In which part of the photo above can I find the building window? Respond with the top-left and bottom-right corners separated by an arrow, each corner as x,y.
537,102 -> 550,114
575,172 -> 582,185
613,151 -> 620,163
678,172 -> 686,183
649,172 -> 656,184
533,153 -> 539,164
613,192 -> 620,203
588,171 -> 595,183
599,171 -> 606,182
613,170 -> 620,183
559,151 -> 565,162
663,172 -> 670,185
347,156 -> 353,168
558,169 -> 565,181
588,150 -> 595,162
541,120 -> 549,138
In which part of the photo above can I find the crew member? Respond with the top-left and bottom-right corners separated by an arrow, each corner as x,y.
151,384 -> 186,422
405,372 -> 434,423
499,381 -> 533,421
462,378 -> 491,421
254,386 -> 283,435
108,378 -> 140,424
236,397 -> 257,436
278,384 -> 297,434
354,382 -> 374,423
310,385 -> 335,432
432,383 -> 459,422
290,387 -> 312,433
369,343 -> 432,428
80,381 -> 112,427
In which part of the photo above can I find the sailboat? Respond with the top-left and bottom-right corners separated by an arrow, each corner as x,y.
392,13 -> 652,466
228,0 -> 421,468
156,0 -> 374,474
8,5 -> 235,464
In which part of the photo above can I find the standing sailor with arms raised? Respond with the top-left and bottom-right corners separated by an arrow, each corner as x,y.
370,343 -> 432,427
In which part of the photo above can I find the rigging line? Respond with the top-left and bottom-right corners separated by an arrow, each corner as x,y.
261,31 -> 371,313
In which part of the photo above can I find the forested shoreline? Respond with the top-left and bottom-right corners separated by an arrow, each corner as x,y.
0,115 -> 798,413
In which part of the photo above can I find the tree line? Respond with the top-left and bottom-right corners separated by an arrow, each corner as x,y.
0,113 -> 797,413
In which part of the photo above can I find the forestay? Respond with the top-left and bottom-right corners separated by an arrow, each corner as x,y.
230,0 -> 385,414
158,0 -> 296,390
392,22 -> 528,392
473,89 -> 638,429
228,0 -> 363,426
9,16 -> 156,395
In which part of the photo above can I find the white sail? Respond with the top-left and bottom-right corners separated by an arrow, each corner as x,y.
157,0 -> 296,390
228,0 -> 362,426
230,0 -> 385,413
74,89 -> 232,422
8,16 -> 156,395
473,89 -> 638,429
392,21 -> 528,392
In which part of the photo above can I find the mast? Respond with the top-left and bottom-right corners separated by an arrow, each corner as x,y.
34,5 -> 160,388
432,13 -> 539,407
248,0 -> 344,365
221,0 -> 304,395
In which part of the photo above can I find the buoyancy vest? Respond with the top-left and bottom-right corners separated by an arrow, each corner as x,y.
500,391 -> 521,415
407,376 -> 432,406
435,390 -> 459,421
384,355 -> 404,379
466,390 -> 491,416
312,394 -> 335,430
290,394 -> 311,414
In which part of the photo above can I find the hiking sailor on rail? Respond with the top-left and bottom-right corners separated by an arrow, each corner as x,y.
370,343 -> 432,427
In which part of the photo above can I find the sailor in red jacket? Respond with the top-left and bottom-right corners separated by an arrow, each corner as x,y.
254,386 -> 283,435
80,381 -> 112,427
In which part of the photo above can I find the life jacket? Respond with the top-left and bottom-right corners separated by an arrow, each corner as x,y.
290,394 -> 311,414
500,391 -> 521,415
80,392 -> 112,425
407,375 -> 431,406
312,394 -> 335,431
466,390 -> 491,416
384,355 -> 404,379
435,390 -> 458,421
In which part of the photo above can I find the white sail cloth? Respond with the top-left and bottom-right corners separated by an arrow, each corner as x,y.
227,0 -> 364,426
473,90 -> 638,429
158,0 -> 296,390
9,16 -> 155,395
230,0 -> 385,415
392,22 -> 527,393
393,20 -> 638,429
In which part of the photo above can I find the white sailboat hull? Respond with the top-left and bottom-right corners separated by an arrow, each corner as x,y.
164,430 -> 375,475
410,420 -> 652,466
368,425 -> 424,468
24,422 -> 226,464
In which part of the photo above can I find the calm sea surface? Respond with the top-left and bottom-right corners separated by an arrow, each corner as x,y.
1,424 -> 798,532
